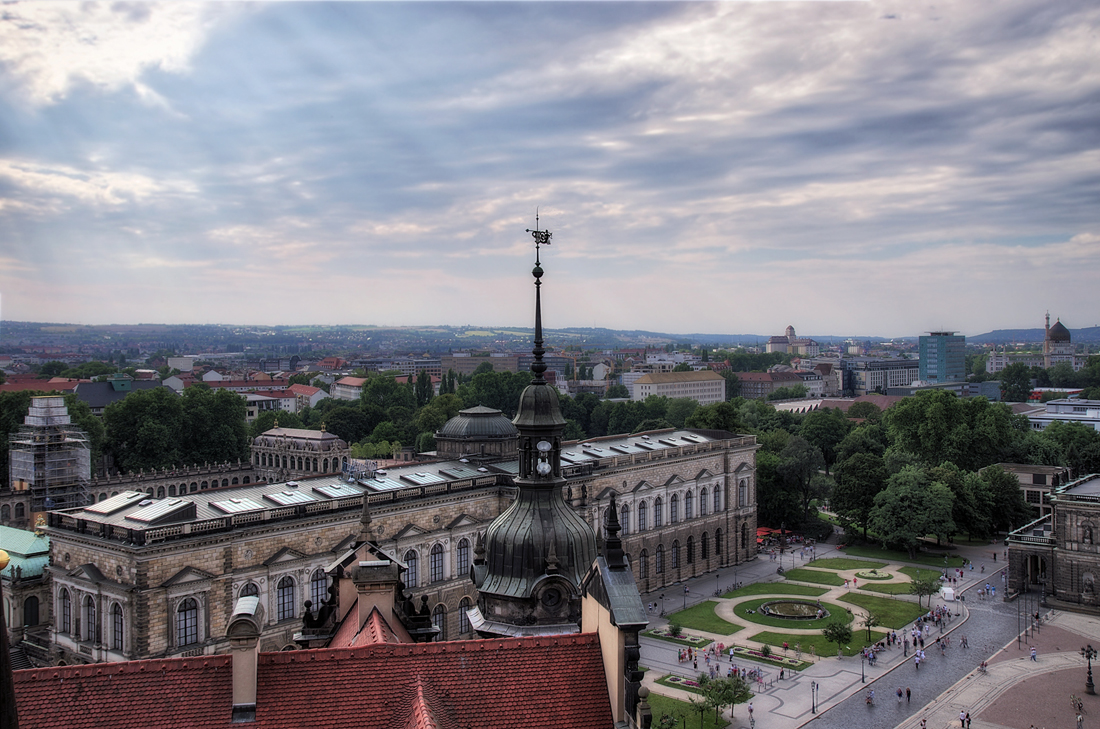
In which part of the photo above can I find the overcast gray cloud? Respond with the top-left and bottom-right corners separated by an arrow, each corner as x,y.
0,0 -> 1098,337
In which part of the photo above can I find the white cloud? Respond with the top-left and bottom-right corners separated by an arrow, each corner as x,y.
0,158 -> 192,206
0,1 -> 235,105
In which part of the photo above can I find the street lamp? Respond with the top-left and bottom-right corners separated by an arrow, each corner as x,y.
861,652 -> 866,683
1083,645 -> 1097,695
811,681 -> 817,714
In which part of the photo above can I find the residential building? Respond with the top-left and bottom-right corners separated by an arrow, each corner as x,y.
992,463 -> 1073,518
1026,399 -> 1100,432
918,331 -> 966,383
766,325 -> 820,357
330,376 -> 368,401
285,383 -> 329,411
440,354 -> 519,376
843,357 -> 920,396
72,375 -> 172,417
631,371 -> 725,405
736,371 -> 804,400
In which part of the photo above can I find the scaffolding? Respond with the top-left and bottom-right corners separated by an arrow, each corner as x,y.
8,396 -> 91,512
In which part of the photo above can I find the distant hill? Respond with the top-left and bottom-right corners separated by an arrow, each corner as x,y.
968,326 -> 1100,345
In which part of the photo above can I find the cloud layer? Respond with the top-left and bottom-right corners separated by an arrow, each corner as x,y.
1,1 -> 1098,337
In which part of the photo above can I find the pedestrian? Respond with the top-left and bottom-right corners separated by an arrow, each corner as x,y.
693,658 -> 698,670
906,686 -> 911,703
779,668 -> 784,680
966,711 -> 971,728
1030,646 -> 1037,662
897,687 -> 903,703
920,720 -> 926,729
914,654 -> 920,670
748,703 -> 753,719
960,710 -> 966,727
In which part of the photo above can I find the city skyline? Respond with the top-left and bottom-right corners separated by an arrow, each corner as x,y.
1,1 -> 1098,337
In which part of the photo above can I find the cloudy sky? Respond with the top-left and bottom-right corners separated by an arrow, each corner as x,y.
1,1 -> 1097,337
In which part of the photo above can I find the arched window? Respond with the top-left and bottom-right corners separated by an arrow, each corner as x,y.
1,504 -> 9,520
638,501 -> 648,531
277,577 -> 295,621
243,476 -> 251,484
654,497 -> 663,528
111,603 -> 124,651
177,598 -> 198,646
701,532 -> 709,560
741,523 -> 749,550
168,485 -> 176,497
281,456 -> 287,469
310,569 -> 328,609
459,597 -> 472,634
685,491 -> 693,520
714,487 -> 721,513
432,604 -> 446,641
190,482 -> 198,493
670,494 -> 679,524
98,493 -> 107,501
59,589 -> 71,634
240,582 -> 259,598
687,536 -> 694,564
639,549 -> 649,579
700,488 -> 708,516
404,550 -> 419,588
14,503 -> 24,519
23,596 -> 39,627
157,486 -> 165,499
620,504 -> 630,536
715,529 -> 722,557
232,477 -> 239,484
200,481 -> 208,490
655,544 -> 664,574
456,539 -> 470,578
430,544 -> 445,583
83,595 -> 98,642
221,478 -> 228,487
739,479 -> 747,508
671,540 -> 680,569
323,458 -> 330,473
313,458 -> 318,471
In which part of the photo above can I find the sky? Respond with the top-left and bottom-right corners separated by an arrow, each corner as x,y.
1,1 -> 1098,338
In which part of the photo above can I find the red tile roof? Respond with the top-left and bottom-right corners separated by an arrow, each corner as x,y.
286,383 -> 322,397
14,656 -> 233,729
14,635 -> 612,729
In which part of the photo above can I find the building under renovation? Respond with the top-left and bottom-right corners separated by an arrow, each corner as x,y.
8,397 -> 91,516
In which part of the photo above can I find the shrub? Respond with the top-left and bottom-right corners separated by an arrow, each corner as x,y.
760,644 -> 772,658
668,621 -> 683,637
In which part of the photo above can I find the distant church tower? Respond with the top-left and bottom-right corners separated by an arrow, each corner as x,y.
468,223 -> 598,637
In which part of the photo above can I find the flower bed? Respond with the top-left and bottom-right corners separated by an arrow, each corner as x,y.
645,627 -> 712,647
729,645 -> 804,668
657,674 -> 706,694
855,569 -> 892,581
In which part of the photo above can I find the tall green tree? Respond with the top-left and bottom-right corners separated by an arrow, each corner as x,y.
799,407 -> 851,473
777,436 -> 827,521
822,619 -> 853,655
103,387 -> 186,473
999,362 -> 1032,402
981,465 -> 1034,533
415,370 -> 434,408
869,467 -> 955,558
832,452 -> 887,541
684,401 -> 748,434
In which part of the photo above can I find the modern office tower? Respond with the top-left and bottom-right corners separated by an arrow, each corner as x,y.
919,331 -> 966,383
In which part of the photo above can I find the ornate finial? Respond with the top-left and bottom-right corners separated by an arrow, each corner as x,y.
34,515 -> 46,536
273,417 -> 279,428
320,421 -> 326,433
524,213 -> 552,382
604,493 -> 626,568
360,493 -> 372,540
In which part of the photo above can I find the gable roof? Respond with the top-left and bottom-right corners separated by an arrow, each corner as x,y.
633,370 -> 724,385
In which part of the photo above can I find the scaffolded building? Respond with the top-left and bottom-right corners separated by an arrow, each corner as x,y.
9,396 -> 91,512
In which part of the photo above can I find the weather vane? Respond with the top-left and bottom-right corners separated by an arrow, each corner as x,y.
526,208 -> 552,262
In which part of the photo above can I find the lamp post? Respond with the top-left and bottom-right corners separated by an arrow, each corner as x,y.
861,652 -> 866,683
1083,645 -> 1097,695
811,681 -> 817,714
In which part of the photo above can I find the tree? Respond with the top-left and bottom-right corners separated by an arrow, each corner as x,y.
868,467 -> 955,558
684,401 -> 748,434
767,384 -> 807,401
665,398 -> 698,428
288,373 -> 312,386
822,619 -> 852,655
697,674 -> 752,725
845,401 -> 882,422
720,370 -> 740,400
103,387 -> 185,473
832,452 -> 887,541
981,465 -> 1033,533
861,612 -> 881,640
999,362 -> 1032,402
415,370 -> 434,408
39,361 -> 67,377
909,569 -> 941,608
310,378 -> 330,393
605,383 -> 629,399
672,362 -> 693,373
178,386 -> 250,466
777,436 -> 827,521
799,408 -> 851,473
361,376 -> 416,412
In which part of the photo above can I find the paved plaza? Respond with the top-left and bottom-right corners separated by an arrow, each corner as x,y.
640,539 -> 1100,729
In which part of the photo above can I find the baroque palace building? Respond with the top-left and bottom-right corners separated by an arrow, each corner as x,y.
37,421 -> 756,665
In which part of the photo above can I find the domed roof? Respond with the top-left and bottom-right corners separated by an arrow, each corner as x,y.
1048,319 -> 1071,343
438,406 -> 519,440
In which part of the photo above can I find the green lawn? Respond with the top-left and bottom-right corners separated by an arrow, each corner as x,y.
667,601 -> 742,635
749,629 -> 889,658
842,544 -> 964,568
645,630 -> 719,647
899,566 -> 942,582
721,582 -> 829,599
648,692 -> 730,729
837,593 -> 926,628
807,557 -> 887,571
783,568 -> 846,586
731,598 -> 852,630
860,582 -> 915,595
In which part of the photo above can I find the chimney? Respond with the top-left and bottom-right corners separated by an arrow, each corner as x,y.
227,596 -> 263,723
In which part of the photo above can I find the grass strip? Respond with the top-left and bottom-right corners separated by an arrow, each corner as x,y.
730,597 -> 852,630
666,600 -> 742,635
807,557 -> 887,571
721,582 -> 829,599
842,544 -> 964,568
782,568 -> 846,586
838,592 -> 927,628
648,692 -> 730,729
860,582 -> 915,595
748,629 -> 889,658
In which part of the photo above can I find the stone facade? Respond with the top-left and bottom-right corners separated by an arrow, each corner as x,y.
1007,473 -> 1100,612
41,427 -> 756,666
